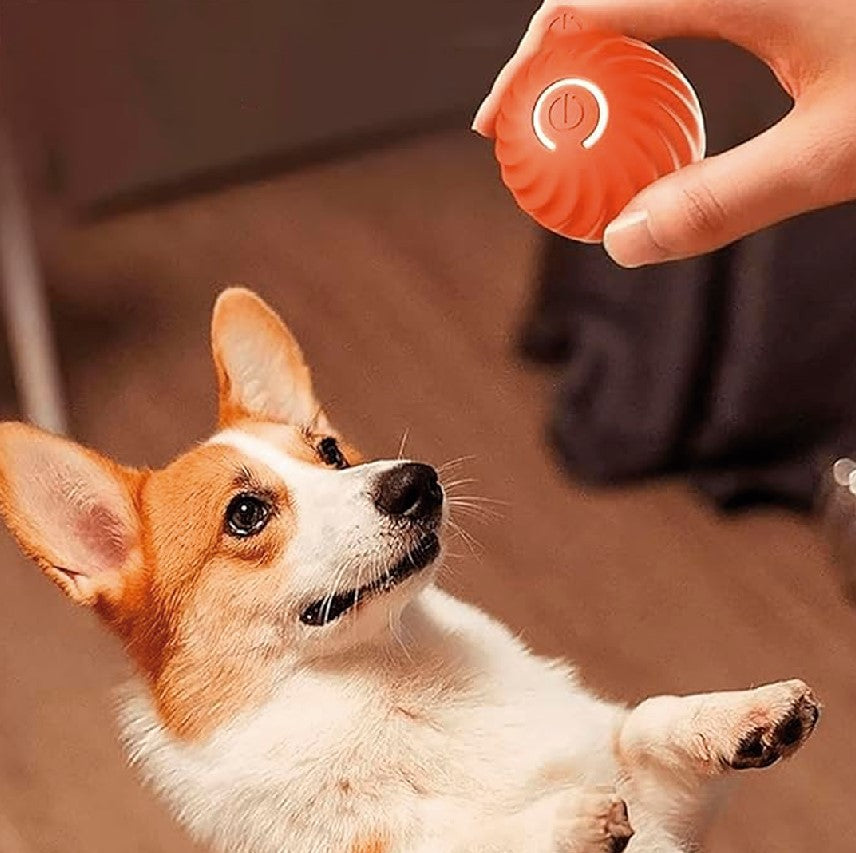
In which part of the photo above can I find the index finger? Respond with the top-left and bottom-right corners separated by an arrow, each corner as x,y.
472,0 -> 726,137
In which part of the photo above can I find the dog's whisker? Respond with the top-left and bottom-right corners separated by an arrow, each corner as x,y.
441,548 -> 469,559
446,516 -> 483,556
352,557 -> 364,610
388,608 -> 413,663
397,429 -> 410,460
447,502 -> 503,523
431,555 -> 455,588
449,511 -> 500,526
448,499 -> 499,513
319,550 -> 362,624
441,477 -> 479,491
447,494 -> 509,506
436,455 -> 477,474
321,563 -> 348,624
446,527 -> 476,558
448,498 -> 505,515
447,534 -> 479,559
454,529 -> 482,557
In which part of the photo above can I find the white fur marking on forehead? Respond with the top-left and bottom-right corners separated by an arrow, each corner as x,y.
208,429 -> 322,486
208,430 -> 397,544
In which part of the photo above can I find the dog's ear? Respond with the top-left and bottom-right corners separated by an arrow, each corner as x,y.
0,423 -> 142,605
211,288 -> 328,429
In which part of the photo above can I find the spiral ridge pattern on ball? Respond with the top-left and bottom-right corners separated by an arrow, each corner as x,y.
494,31 -> 706,242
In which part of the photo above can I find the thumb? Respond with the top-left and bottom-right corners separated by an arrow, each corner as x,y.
603,103 -> 845,267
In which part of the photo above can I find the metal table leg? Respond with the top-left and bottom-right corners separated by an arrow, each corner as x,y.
0,120 -> 66,434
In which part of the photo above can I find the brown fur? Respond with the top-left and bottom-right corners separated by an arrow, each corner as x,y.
350,839 -> 388,853
123,442 -> 295,737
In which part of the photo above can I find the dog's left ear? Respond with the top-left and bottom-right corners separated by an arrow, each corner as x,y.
211,288 -> 328,428
0,423 -> 142,606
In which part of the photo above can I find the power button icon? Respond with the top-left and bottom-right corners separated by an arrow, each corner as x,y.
547,91 -> 584,132
532,78 -> 610,152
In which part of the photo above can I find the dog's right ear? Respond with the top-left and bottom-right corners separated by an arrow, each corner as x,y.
0,423 -> 143,606
211,288 -> 329,429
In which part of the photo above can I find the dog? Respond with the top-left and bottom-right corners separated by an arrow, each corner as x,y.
0,288 -> 819,852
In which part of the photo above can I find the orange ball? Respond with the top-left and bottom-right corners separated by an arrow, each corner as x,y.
493,20 -> 706,243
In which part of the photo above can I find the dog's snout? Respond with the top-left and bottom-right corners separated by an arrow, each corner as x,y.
373,463 -> 443,520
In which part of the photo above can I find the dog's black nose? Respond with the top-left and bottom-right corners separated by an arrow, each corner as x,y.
373,463 -> 443,520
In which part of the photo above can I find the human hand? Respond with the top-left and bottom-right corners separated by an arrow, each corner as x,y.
473,1 -> 856,267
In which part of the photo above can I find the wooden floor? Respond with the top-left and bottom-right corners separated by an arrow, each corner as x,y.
1,130 -> 854,852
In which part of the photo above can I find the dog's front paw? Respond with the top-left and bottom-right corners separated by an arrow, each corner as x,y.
727,680 -> 821,770
553,787 -> 634,853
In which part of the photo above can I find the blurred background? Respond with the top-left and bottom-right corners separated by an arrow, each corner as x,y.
1,2 -> 856,851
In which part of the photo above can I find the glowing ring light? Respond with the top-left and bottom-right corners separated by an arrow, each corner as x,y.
532,78 -> 609,151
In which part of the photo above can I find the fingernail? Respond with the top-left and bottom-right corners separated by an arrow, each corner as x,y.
603,210 -> 667,268
471,103 -> 489,135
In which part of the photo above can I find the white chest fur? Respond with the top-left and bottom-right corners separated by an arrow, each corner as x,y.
119,588 -> 624,853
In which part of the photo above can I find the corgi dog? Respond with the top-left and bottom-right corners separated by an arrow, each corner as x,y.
0,288 -> 819,853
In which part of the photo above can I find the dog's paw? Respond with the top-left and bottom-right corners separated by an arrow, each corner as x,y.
553,787 -> 634,853
726,680 -> 821,770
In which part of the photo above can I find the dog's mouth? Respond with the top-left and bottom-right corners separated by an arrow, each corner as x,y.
299,533 -> 441,627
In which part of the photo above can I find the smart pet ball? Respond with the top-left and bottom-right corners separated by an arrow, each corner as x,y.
492,14 -> 706,242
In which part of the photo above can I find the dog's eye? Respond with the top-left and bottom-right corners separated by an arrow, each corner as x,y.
225,493 -> 271,537
317,436 -> 348,470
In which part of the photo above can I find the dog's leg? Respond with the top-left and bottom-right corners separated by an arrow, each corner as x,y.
551,786 -> 635,853
619,679 -> 820,775
616,679 -> 820,841
437,786 -> 634,853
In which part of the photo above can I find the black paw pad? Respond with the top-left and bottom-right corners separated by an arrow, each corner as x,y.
606,800 -> 634,853
609,836 -> 632,853
729,694 -> 821,771
731,726 -> 781,769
